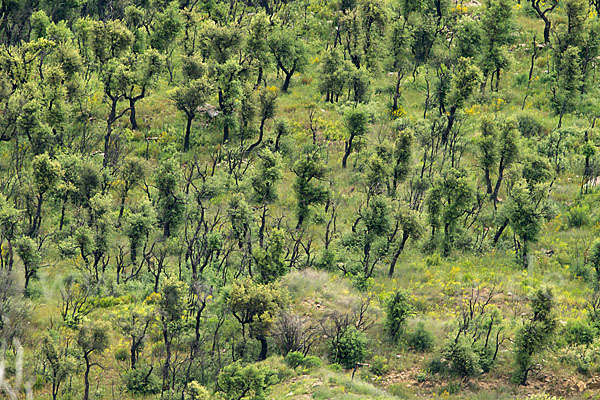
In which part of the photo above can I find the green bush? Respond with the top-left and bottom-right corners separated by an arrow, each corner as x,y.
186,381 -> 211,400
369,355 -> 389,376
563,319 -> 595,347
408,322 -> 435,352
385,289 -> 412,343
517,113 -> 545,138
566,205 -> 590,228
123,366 -> 161,395
442,337 -> 481,377
284,351 -> 305,369
302,355 -> 323,371
329,326 -> 368,369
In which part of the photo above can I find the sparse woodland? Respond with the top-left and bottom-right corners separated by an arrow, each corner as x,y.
2,0 -> 600,399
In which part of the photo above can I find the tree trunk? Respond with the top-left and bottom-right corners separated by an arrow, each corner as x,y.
184,113 -> 193,152
442,106 -> 457,144
247,117 -> 266,153
258,335 -> 268,361
129,98 -> 138,130
543,18 -> 551,44
29,193 -> 43,237
282,68 -> 295,92
83,355 -> 91,400
342,135 -> 355,168
484,168 -> 493,195
388,231 -> 409,277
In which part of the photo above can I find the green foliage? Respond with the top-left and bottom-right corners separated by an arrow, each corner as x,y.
186,381 -> 211,400
123,366 -> 161,395
329,326 -> 368,369
216,361 -> 277,400
408,322 -> 435,352
563,319 -> 595,347
513,288 -> 557,385
369,355 -> 389,376
385,289 -> 412,343
284,351 -> 305,369
442,337 -> 481,377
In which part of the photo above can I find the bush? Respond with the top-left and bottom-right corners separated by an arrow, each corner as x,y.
408,322 -> 435,352
385,289 -> 412,343
123,366 -> 161,395
186,381 -> 211,400
329,326 -> 368,369
566,205 -> 590,228
563,319 -> 595,347
442,337 -> 481,377
302,355 -> 322,370
285,351 -> 305,369
517,114 -> 545,138
369,355 -> 389,376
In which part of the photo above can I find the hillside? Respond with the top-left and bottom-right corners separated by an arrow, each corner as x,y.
1,0 -> 600,399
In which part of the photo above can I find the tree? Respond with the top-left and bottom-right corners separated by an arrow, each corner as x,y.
292,146 -> 329,229
328,325 -> 368,369
513,288 -> 556,385
345,195 -> 392,279
476,117 -> 520,202
15,235 -> 41,292
157,279 -> 186,392
116,156 -> 146,224
551,46 -> 582,128
0,195 -> 20,271
41,329 -> 76,400
170,76 -> 213,151
124,199 -> 156,265
442,58 -> 482,144
480,0 -> 514,91
385,289 -> 412,342
425,168 -> 475,255
155,158 -> 184,238
342,104 -> 370,168
114,303 -> 155,370
86,19 -> 134,166
251,149 -> 282,247
530,0 -> 559,44
227,277 -> 286,361
268,27 -> 308,92
388,18 -> 411,112
123,49 -> 164,130
215,59 -> 242,143
30,153 -> 62,237
76,321 -> 109,400
388,203 -> 422,277
506,180 -> 541,268
319,49 -> 347,103
247,86 -> 277,153
589,240 -> 600,287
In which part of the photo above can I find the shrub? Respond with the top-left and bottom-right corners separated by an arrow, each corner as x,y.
369,355 -> 389,376
426,355 -> 447,375
408,322 -> 435,352
302,355 -> 323,370
284,351 -> 305,369
517,114 -> 545,138
566,205 -> 590,228
563,319 -> 595,347
186,381 -> 211,400
114,347 -> 128,362
513,288 -> 556,385
123,366 -> 161,395
329,326 -> 368,369
385,289 -> 412,343
442,337 -> 481,377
